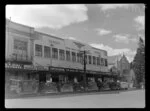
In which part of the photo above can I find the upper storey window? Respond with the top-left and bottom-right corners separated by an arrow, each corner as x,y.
44,46 -> 50,58
72,52 -> 76,62
97,57 -> 100,65
66,51 -> 70,61
59,49 -> 65,60
52,48 -> 58,59
14,39 -> 27,51
35,44 -> 42,57
88,55 -> 92,64
14,39 -> 28,59
93,56 -> 96,65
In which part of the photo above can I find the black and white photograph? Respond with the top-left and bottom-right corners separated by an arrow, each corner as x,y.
5,4 -> 145,108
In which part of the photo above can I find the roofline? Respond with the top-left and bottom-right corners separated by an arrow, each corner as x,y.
91,46 -> 107,53
35,31 -> 64,40
6,18 -> 34,29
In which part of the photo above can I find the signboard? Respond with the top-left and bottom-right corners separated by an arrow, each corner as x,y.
5,62 -> 49,71
50,67 -> 65,72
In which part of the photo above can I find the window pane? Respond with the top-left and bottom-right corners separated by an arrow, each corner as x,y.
44,46 -> 50,58
52,48 -> 58,59
105,59 -> 108,66
35,44 -> 42,57
88,55 -> 91,64
14,39 -> 27,51
93,56 -> 96,65
97,57 -> 100,65
77,53 -> 80,62
66,51 -> 70,61
59,49 -> 65,60
72,52 -> 76,62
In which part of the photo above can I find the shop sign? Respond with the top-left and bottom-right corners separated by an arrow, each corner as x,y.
5,62 -> 49,71
35,66 -> 49,71
24,65 -> 34,70
5,63 -> 23,69
65,68 -> 78,72
50,67 -> 65,72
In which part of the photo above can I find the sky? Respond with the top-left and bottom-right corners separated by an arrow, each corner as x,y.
6,4 -> 145,62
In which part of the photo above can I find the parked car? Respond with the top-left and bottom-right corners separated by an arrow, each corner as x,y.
120,82 -> 129,90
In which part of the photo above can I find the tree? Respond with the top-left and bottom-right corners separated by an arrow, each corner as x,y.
132,37 -> 145,88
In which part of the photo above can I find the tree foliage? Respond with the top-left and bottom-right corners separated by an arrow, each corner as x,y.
132,37 -> 145,87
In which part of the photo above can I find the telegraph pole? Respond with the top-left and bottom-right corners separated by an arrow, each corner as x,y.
83,50 -> 87,91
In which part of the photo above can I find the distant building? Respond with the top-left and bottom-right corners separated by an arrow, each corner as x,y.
107,54 -> 122,74
108,54 -> 136,86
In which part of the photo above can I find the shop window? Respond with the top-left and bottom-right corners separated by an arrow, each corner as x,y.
72,52 -> 76,62
59,49 -> 65,60
66,51 -> 70,61
35,44 -> 42,57
44,46 -> 50,58
52,48 -> 58,59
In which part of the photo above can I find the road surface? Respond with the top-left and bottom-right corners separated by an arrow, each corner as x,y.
5,90 -> 145,108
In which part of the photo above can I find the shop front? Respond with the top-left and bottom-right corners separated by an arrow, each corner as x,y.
5,62 -> 47,95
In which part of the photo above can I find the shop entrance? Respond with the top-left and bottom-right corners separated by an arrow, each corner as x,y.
39,73 -> 46,83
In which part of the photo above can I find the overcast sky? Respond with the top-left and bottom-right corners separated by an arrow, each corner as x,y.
6,4 -> 145,62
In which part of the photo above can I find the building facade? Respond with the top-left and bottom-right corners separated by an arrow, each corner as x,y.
5,19 -> 112,94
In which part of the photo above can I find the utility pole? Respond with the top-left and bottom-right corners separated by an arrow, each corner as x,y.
83,50 -> 87,91
79,50 -> 90,91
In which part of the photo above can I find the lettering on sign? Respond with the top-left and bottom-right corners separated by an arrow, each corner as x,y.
5,62 -> 49,71
24,65 -> 34,70
5,63 -> 22,69
50,67 -> 65,72
49,40 -> 60,45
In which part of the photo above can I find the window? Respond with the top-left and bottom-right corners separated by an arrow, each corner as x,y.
85,55 -> 87,64
72,52 -> 76,62
44,46 -> 50,58
14,39 -> 27,51
101,58 -> 105,66
14,39 -> 28,60
59,49 -> 65,60
77,53 -> 80,63
66,51 -> 70,61
88,55 -> 92,64
35,44 -> 42,57
93,56 -> 96,65
52,48 -> 58,59
80,54 -> 83,64
97,57 -> 100,65
105,59 -> 108,66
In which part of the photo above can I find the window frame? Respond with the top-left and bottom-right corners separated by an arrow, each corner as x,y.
35,44 -> 42,57
66,50 -> 70,61
44,46 -> 51,58
52,48 -> 58,59
59,49 -> 65,60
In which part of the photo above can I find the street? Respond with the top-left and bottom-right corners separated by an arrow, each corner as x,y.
5,89 -> 145,108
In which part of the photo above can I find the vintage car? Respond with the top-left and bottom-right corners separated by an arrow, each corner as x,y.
120,82 -> 129,90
